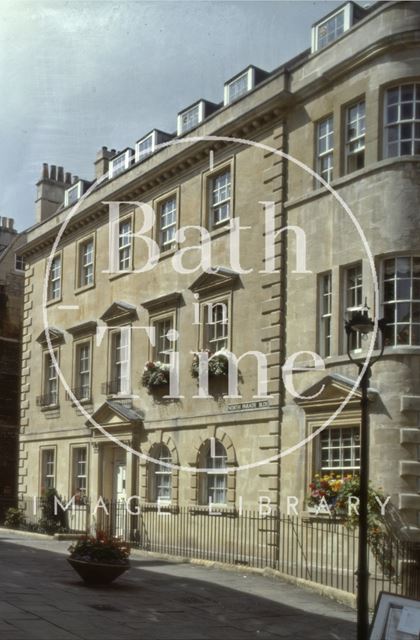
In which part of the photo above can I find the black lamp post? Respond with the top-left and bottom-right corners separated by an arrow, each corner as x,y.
345,301 -> 387,640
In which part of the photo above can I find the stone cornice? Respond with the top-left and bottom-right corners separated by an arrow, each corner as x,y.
20,3 -> 417,261
292,30 -> 420,104
21,95 -> 289,260
285,156 -> 420,211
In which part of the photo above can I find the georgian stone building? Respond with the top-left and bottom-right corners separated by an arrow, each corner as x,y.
18,1 -> 420,530
0,217 -> 26,512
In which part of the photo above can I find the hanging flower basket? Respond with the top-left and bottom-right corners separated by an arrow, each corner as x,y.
191,348 -> 230,379
142,361 -> 170,389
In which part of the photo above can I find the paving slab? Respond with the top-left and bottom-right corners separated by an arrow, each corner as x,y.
0,530 -> 356,639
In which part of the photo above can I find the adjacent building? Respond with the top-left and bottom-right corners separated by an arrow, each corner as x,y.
18,1 -> 420,533
0,217 -> 26,514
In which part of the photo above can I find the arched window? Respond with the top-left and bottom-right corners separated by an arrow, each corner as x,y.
199,439 -> 228,505
149,444 -> 172,502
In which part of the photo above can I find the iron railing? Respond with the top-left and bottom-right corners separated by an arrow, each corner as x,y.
101,380 -> 131,395
65,387 -> 91,402
2,498 -> 419,606
36,393 -> 58,408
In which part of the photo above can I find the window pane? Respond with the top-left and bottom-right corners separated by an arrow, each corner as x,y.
396,258 -> 410,277
397,279 -> 410,299
412,325 -> 420,345
397,302 -> 410,322
396,325 -> 410,344
401,103 -> 413,120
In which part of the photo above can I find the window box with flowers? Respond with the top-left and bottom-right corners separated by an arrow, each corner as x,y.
191,348 -> 230,379
142,361 -> 170,390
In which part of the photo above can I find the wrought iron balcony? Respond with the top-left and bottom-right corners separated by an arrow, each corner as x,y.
101,379 -> 131,396
65,387 -> 91,403
36,393 -> 58,408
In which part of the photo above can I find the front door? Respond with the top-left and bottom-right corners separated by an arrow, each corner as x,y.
113,454 -> 126,537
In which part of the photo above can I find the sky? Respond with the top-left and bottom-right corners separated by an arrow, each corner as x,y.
0,0 -> 355,231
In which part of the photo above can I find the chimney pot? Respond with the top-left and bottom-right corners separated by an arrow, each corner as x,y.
7,218 -> 14,230
72,175 -> 79,184
57,166 -> 64,182
65,172 -> 72,184
50,165 -> 57,181
42,163 -> 49,180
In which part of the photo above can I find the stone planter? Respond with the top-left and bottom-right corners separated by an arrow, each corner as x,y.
67,557 -> 130,586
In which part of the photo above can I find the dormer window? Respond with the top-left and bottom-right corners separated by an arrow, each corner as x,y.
226,73 -> 248,103
178,104 -> 201,135
109,150 -> 133,179
177,100 -> 218,135
134,130 -> 172,163
64,182 -> 83,207
311,3 -> 359,53
223,66 -> 267,105
318,10 -> 345,49
136,134 -> 154,162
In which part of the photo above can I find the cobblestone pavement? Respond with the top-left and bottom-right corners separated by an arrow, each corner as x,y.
0,530 -> 356,639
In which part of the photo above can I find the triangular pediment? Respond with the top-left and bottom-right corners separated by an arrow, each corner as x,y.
86,401 -> 143,431
295,373 -> 377,413
189,267 -> 239,295
100,301 -> 138,325
36,327 -> 65,345
142,291 -> 183,312
67,320 -> 97,337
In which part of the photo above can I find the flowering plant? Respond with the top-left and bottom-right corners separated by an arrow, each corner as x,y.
68,531 -> 130,564
308,474 -> 394,574
191,348 -> 229,379
308,473 -> 350,510
142,361 -> 170,389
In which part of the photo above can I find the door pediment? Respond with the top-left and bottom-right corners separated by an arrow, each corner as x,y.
86,401 -> 143,438
294,373 -> 377,413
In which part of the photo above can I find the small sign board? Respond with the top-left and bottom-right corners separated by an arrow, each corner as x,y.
227,400 -> 270,412
370,592 -> 420,640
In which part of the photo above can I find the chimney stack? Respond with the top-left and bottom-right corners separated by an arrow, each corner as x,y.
94,146 -> 116,179
35,163 -> 72,223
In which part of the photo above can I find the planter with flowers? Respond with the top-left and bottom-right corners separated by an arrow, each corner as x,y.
191,348 -> 230,379
142,361 -> 170,391
68,531 -> 130,586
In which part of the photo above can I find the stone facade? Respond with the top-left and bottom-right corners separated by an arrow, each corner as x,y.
0,217 -> 26,510
18,1 -> 420,531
